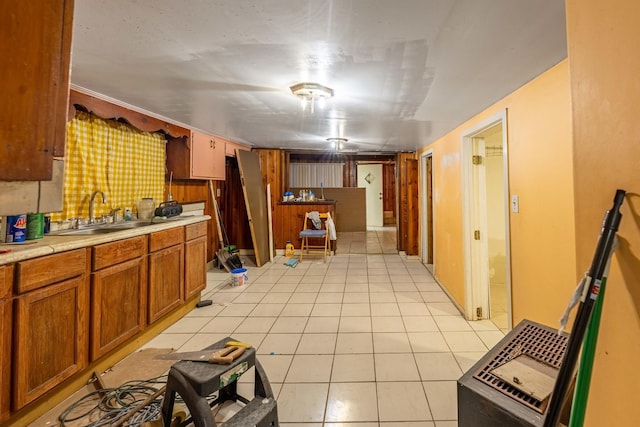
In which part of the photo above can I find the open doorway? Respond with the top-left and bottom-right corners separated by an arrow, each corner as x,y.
420,151 -> 434,273
462,110 -> 512,332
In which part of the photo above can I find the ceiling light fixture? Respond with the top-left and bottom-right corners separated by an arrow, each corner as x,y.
290,82 -> 334,112
326,137 -> 348,150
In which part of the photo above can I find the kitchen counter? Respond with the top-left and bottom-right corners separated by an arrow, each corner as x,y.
0,215 -> 210,266
278,199 -> 336,205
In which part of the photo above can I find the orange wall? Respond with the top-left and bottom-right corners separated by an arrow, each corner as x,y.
567,0 -> 640,425
421,60 -> 576,328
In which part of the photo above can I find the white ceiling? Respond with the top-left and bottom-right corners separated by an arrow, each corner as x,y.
71,0 -> 567,154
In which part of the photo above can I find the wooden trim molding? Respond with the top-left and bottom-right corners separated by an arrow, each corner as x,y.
68,90 -> 190,138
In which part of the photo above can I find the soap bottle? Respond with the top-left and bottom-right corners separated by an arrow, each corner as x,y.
285,241 -> 294,258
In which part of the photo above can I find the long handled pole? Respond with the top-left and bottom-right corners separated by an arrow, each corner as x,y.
568,237 -> 616,427
543,189 -> 625,427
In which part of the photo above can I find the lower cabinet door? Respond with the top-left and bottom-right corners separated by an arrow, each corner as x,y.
184,236 -> 207,300
0,297 -> 11,423
13,276 -> 88,410
91,257 -> 147,361
148,244 -> 184,323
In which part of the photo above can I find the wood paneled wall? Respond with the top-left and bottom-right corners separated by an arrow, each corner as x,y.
255,149 -> 286,211
396,153 -> 419,255
222,157 -> 253,251
166,180 -> 218,263
168,159 -> 253,264
383,163 -> 396,224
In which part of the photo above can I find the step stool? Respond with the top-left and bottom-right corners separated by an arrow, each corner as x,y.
161,336 -> 278,427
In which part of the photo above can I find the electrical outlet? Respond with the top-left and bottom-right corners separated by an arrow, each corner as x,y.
217,188 -> 221,197
511,195 -> 519,213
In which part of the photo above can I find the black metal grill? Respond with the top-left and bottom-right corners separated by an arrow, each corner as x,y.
472,322 -> 569,413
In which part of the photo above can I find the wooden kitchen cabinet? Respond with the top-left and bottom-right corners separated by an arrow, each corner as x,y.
148,228 -> 185,323
90,236 -> 147,361
225,140 -> 251,157
0,266 -> 12,423
166,130 -> 225,180
184,222 -> 207,300
0,0 -> 74,181
12,249 -> 89,410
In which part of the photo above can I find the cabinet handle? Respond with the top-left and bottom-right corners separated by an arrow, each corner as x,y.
210,139 -> 215,149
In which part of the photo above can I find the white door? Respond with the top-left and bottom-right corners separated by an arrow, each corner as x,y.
470,137 -> 489,319
357,164 -> 383,227
462,110 -> 512,328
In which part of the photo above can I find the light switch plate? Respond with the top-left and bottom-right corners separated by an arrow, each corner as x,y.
511,195 -> 519,213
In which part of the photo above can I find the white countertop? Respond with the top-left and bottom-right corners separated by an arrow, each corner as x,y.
0,215 -> 210,266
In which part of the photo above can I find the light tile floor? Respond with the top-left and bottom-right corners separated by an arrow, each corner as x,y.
142,237 -> 505,426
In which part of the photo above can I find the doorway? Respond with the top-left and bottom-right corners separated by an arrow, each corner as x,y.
357,163 -> 384,227
420,151 -> 434,273
462,111 -> 512,332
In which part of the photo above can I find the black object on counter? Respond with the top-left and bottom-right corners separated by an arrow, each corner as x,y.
155,200 -> 183,218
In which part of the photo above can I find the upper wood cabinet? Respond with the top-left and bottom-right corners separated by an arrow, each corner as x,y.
225,140 -> 251,157
166,131 -> 225,180
0,0 -> 74,181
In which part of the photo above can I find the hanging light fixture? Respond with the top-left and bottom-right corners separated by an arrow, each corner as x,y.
326,137 -> 348,150
290,82 -> 334,112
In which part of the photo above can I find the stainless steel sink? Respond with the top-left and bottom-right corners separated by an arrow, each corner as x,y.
110,221 -> 155,229
55,227 -> 124,235
54,221 -> 156,235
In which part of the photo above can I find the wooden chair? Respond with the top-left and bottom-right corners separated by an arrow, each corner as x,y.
299,212 -> 331,262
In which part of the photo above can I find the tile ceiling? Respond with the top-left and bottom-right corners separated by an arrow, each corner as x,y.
71,0 -> 567,154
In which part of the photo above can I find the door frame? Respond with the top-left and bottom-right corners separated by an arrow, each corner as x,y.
461,109 -> 512,325
420,149 -> 434,272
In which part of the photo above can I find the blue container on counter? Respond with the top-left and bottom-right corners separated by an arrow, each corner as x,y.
5,214 -> 27,243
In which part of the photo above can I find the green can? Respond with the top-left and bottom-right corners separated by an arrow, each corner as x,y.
26,213 -> 44,240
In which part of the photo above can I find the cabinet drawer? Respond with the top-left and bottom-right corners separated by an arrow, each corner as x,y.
185,221 -> 207,241
16,248 -> 87,293
93,235 -> 147,271
149,227 -> 184,252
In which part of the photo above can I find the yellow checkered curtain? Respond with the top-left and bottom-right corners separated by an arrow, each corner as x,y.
54,111 -> 165,220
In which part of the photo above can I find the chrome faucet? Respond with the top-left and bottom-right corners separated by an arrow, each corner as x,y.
88,190 -> 107,224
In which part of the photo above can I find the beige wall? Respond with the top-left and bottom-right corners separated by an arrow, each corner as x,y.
567,0 -> 640,425
420,59 -> 576,328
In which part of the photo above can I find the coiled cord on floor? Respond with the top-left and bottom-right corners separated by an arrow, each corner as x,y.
58,376 -> 167,426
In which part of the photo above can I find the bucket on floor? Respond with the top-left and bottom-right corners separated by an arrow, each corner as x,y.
230,268 -> 248,287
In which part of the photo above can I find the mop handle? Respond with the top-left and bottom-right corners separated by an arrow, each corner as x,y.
544,189 -> 625,427
568,237 -> 618,427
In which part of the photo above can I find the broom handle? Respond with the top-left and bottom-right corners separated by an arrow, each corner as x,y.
209,181 -> 225,248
